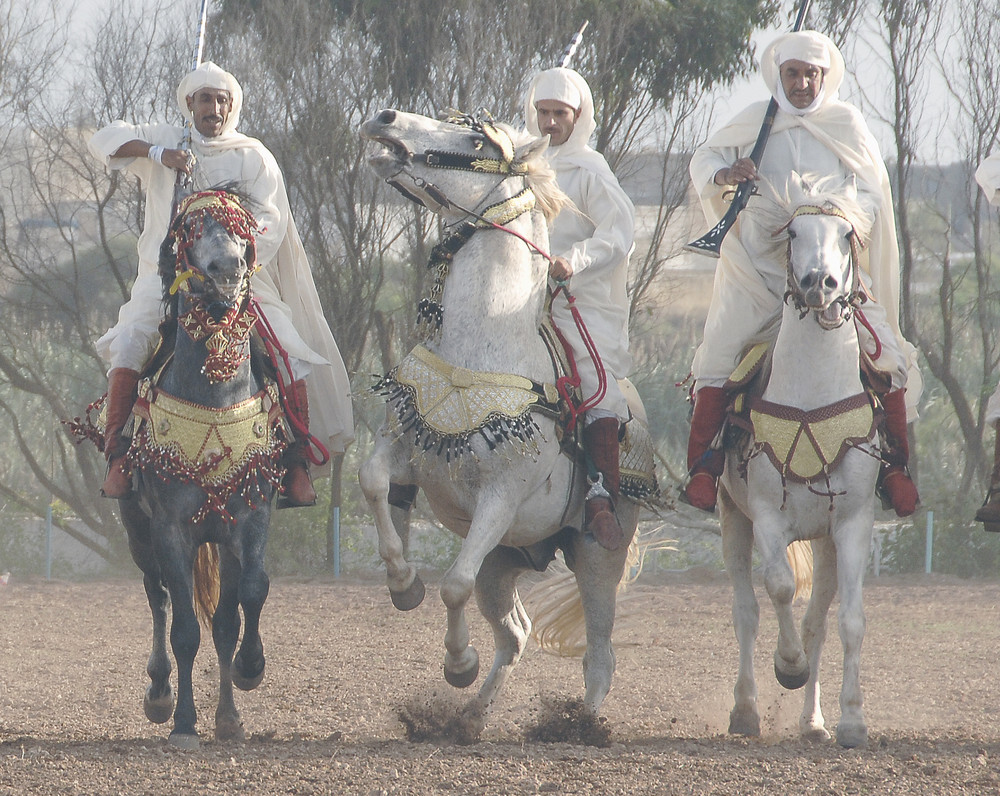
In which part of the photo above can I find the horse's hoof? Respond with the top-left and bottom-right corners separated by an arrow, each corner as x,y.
232,652 -> 265,691
167,731 -> 200,750
801,725 -> 832,743
390,573 -> 425,611
728,707 -> 761,737
143,684 -> 174,724
836,722 -> 868,749
215,717 -> 246,742
774,656 -> 809,690
444,650 -> 480,689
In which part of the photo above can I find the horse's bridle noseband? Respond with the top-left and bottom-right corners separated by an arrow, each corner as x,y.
779,203 -> 865,329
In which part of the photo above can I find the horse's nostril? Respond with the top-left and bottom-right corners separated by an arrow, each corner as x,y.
824,276 -> 839,290
377,109 -> 396,125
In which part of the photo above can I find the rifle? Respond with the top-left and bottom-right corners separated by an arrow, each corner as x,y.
684,0 -> 812,258
173,0 -> 211,208
558,20 -> 589,69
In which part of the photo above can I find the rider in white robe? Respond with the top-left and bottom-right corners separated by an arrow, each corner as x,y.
524,67 -> 636,550
89,62 -> 354,503
973,154 -> 1000,523
683,31 -> 921,517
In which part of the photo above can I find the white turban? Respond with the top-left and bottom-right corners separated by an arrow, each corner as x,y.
760,31 -> 845,116
523,67 -> 596,153
532,67 -> 583,111
176,61 -> 243,135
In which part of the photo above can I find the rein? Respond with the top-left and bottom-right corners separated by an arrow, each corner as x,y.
778,204 -> 865,328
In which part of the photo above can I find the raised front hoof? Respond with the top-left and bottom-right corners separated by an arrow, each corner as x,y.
728,707 -> 761,737
389,573 -> 426,611
168,730 -> 200,750
835,721 -> 868,749
143,684 -> 174,724
232,652 -> 266,691
774,657 -> 810,690
444,649 -> 480,689
215,716 -> 246,742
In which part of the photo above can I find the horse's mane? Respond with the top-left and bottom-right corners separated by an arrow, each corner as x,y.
756,172 -> 872,243
504,125 -> 570,224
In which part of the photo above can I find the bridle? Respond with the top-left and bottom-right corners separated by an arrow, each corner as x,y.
777,203 -> 866,329
166,190 -> 261,383
383,111 -> 549,257
167,190 -> 259,309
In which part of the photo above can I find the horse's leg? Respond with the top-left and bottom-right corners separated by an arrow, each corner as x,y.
720,488 -> 761,736
232,508 -> 271,691
799,537 -> 837,742
359,438 -> 424,610
834,518 -> 872,749
155,532 -> 202,748
459,545 -> 533,740
213,546 -> 245,742
569,531 -> 630,715
141,572 -> 174,724
440,499 -> 515,689
121,499 -> 175,725
756,519 -> 809,690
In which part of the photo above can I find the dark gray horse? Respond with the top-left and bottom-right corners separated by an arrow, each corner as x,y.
118,190 -> 285,748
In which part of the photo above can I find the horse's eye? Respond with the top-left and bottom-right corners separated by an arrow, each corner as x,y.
471,136 -> 485,150
788,229 -> 797,240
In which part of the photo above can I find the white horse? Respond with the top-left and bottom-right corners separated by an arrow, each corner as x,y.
719,175 -> 882,749
358,109 -> 653,739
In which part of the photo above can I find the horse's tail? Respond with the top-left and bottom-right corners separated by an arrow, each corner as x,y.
525,528 -> 676,657
787,540 -> 814,601
193,542 -> 220,628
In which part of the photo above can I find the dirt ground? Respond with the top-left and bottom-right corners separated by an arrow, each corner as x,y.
3,569 -> 1000,795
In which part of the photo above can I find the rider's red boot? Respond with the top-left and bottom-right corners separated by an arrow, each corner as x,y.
279,379 -> 318,508
583,417 -> 624,551
880,389 -> 919,518
975,423 -> 1000,528
682,386 -> 728,512
101,368 -> 140,499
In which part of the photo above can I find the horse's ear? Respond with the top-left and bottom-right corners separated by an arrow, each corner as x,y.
513,135 -> 549,169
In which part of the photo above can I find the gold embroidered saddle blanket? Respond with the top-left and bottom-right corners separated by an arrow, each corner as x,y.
128,379 -> 287,522
378,343 -> 658,499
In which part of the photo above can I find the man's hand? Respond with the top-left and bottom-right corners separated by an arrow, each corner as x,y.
715,157 -> 758,186
161,148 -> 195,175
548,255 -> 574,282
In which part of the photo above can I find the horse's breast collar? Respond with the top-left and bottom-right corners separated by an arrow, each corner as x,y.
377,344 -> 560,461
129,379 -> 287,523
748,392 -> 877,485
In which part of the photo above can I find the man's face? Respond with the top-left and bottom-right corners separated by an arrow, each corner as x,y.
535,99 -> 580,147
186,88 -> 232,138
779,59 -> 825,109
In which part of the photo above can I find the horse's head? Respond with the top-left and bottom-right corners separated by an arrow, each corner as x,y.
360,109 -> 566,224
779,174 -> 868,329
162,190 -> 259,317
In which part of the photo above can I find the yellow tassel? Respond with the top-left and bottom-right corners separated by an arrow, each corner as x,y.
169,269 -> 202,295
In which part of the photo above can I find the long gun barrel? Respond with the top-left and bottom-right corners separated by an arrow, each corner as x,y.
684,0 -> 812,258
174,0 -> 211,206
